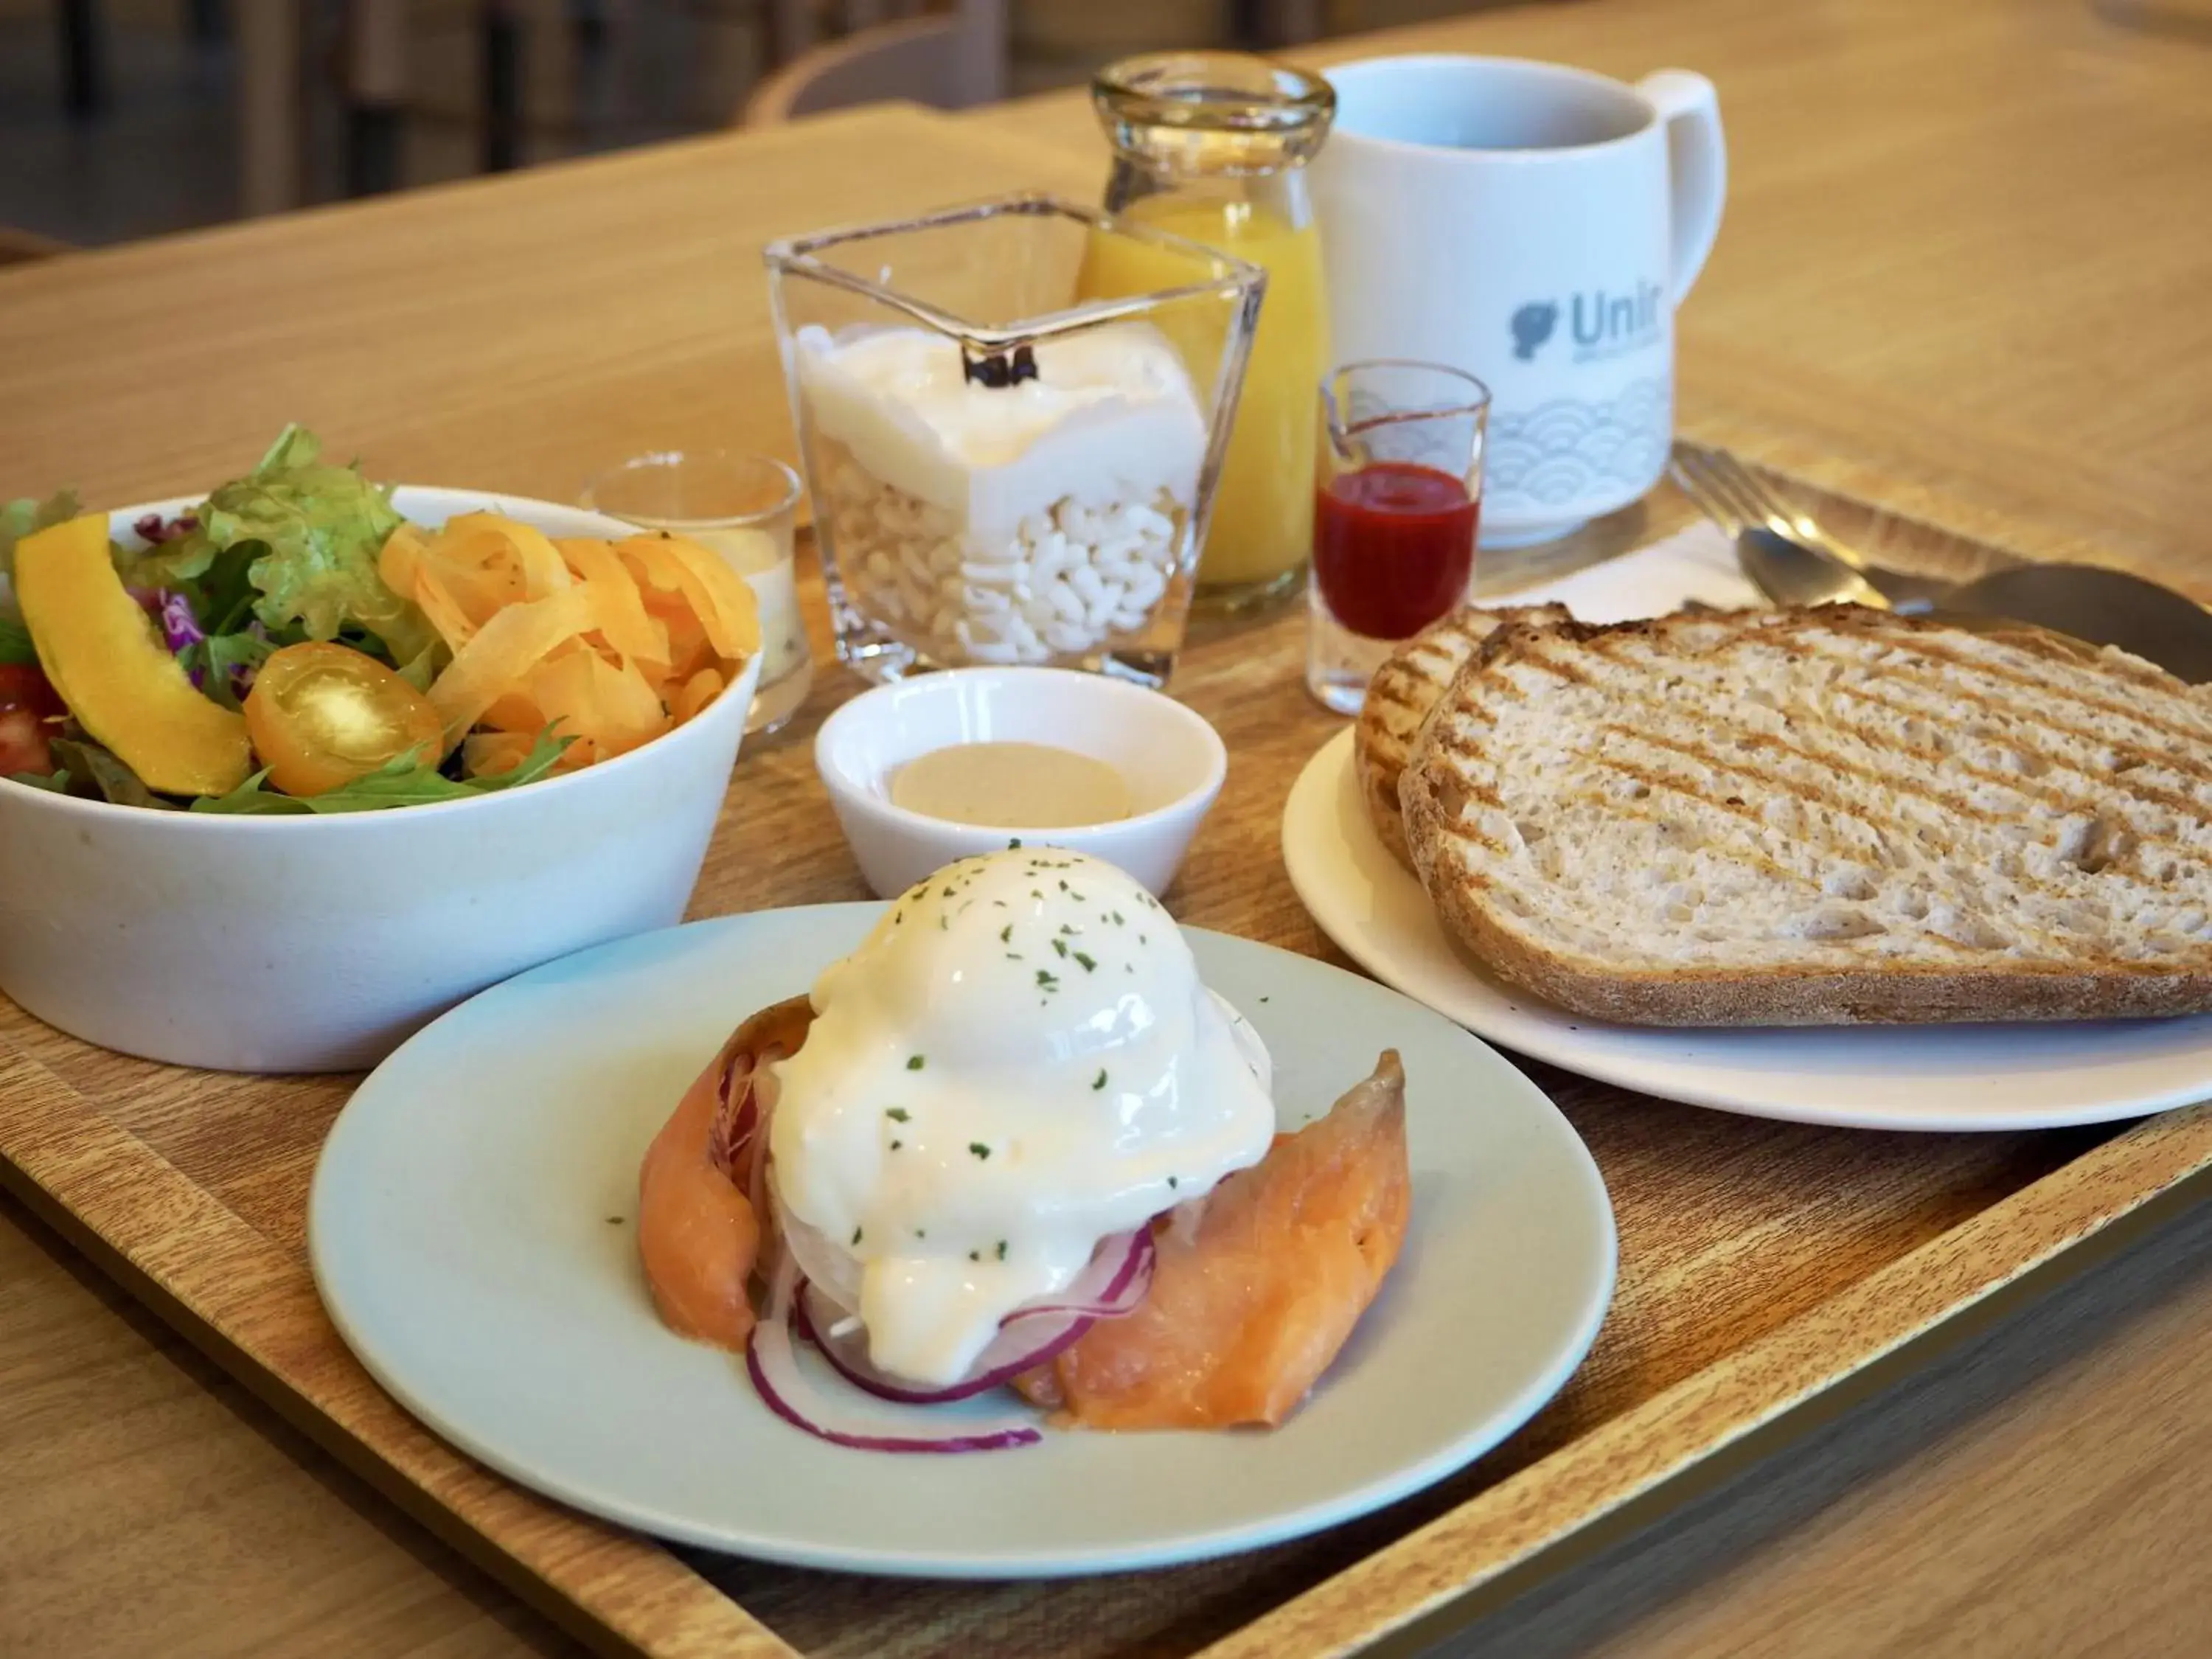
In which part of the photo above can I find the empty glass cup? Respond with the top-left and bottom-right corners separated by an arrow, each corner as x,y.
585,450 -> 813,734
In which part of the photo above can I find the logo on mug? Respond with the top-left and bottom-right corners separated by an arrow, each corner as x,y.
1509,282 -> 1665,364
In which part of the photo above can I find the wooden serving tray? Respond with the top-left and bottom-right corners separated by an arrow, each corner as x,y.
6,476 -> 2211,1659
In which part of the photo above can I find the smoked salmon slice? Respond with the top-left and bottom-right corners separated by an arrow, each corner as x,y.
636,996 -> 813,1350
1014,1051 -> 1411,1430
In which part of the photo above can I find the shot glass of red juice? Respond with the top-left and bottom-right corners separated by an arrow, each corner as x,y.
1307,359 -> 1490,714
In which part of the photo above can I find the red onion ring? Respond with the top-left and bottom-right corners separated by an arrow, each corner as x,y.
999,1227 -> 1155,1326
791,1227 -> 1156,1405
797,1281 -> 1092,1405
745,1253 -> 1042,1453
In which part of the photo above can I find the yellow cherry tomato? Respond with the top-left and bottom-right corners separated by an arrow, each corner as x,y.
244,642 -> 445,797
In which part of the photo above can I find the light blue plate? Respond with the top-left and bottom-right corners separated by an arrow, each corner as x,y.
309,906 -> 1615,1579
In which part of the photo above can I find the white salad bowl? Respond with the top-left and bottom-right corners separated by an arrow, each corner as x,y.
0,487 -> 763,1074
814,667 -> 1225,899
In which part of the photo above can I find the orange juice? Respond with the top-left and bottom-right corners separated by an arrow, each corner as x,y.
1080,198 -> 1329,597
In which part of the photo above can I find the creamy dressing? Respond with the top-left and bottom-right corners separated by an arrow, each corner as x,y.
765,849 -> 1276,1387
793,322 -> 1208,535
891,742 -> 1132,830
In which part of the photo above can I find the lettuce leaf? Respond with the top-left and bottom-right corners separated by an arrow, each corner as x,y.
0,611 -> 35,667
190,729 -> 572,815
128,426 -> 437,670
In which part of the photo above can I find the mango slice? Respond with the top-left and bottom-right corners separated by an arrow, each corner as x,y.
14,514 -> 253,797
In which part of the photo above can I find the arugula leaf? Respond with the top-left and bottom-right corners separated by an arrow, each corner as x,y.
0,611 -> 35,667
45,735 -> 180,810
190,729 -> 572,815
127,425 -> 437,669
177,628 -> 278,712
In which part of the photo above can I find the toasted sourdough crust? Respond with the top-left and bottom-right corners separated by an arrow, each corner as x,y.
1354,603 -> 1573,870
1400,605 -> 2212,1025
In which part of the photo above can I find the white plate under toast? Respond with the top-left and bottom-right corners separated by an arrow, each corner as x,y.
1283,728 -> 2212,1132
309,904 -> 1615,1576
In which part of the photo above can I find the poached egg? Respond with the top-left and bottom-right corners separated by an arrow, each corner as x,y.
765,848 -> 1274,1387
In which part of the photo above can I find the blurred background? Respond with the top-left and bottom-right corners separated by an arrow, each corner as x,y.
0,0 -> 1492,249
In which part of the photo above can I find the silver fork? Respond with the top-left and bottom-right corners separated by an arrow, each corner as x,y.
1669,442 -> 1953,610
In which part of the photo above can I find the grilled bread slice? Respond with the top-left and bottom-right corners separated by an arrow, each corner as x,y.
1355,603 -> 1572,870
1399,605 -> 2212,1025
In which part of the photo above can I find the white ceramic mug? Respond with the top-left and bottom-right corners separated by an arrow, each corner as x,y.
1312,56 -> 1725,548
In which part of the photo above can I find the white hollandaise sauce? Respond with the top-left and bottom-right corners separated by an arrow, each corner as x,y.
765,847 -> 1276,1388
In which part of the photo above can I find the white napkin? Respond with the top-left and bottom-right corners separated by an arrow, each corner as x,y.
1483,521 -> 1759,624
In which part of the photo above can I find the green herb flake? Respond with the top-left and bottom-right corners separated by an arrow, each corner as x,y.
907,1054 -> 925,1071
1074,951 -> 1096,972
1007,838 -> 1022,849
996,1240 -> 1008,1261
1092,1068 -> 1107,1091
1036,970 -> 1059,990
968,1142 -> 991,1160
890,1139 -> 903,1151
1168,1175 -> 1180,1189
1000,924 -> 1012,943
1052,938 -> 1068,959
851,1226 -> 863,1246
886,1107 -> 910,1122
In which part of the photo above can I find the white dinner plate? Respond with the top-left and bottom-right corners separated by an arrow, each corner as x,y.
1283,728 -> 2212,1132
310,905 -> 1615,1578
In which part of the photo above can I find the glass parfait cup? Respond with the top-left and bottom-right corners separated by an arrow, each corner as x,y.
1093,52 -> 1335,613
763,195 -> 1265,688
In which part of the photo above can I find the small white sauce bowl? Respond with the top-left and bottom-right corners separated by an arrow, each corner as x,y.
0,487 -> 762,1074
814,667 -> 1226,899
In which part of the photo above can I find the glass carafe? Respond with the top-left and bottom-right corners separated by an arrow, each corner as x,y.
1087,52 -> 1335,613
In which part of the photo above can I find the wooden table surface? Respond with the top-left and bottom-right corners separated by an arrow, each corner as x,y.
6,0 -> 2212,1654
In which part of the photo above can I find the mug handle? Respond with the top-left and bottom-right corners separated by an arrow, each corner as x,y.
1637,69 -> 1727,303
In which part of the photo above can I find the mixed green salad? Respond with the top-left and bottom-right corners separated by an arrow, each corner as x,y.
0,428 -> 760,814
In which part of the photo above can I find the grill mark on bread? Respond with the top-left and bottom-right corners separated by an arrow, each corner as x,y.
1865,667 -> 2212,807
1427,734 -> 1506,810
1622,699 -> 2199,911
1831,682 -> 2212,869
1508,648 -> 1592,686
1551,791 -> 1815,891
1876,639 -> 2212,750
1874,658 -> 2212,771
1594,727 -> 1879,872
1576,756 -> 1815,888
1615,671 -> 2202,881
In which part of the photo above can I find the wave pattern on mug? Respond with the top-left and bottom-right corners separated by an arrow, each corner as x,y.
1486,378 -> 1670,509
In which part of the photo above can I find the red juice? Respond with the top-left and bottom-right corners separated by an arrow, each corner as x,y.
1312,462 -> 1480,640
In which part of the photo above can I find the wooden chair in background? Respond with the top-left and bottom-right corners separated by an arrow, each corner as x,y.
744,0 -> 1006,124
